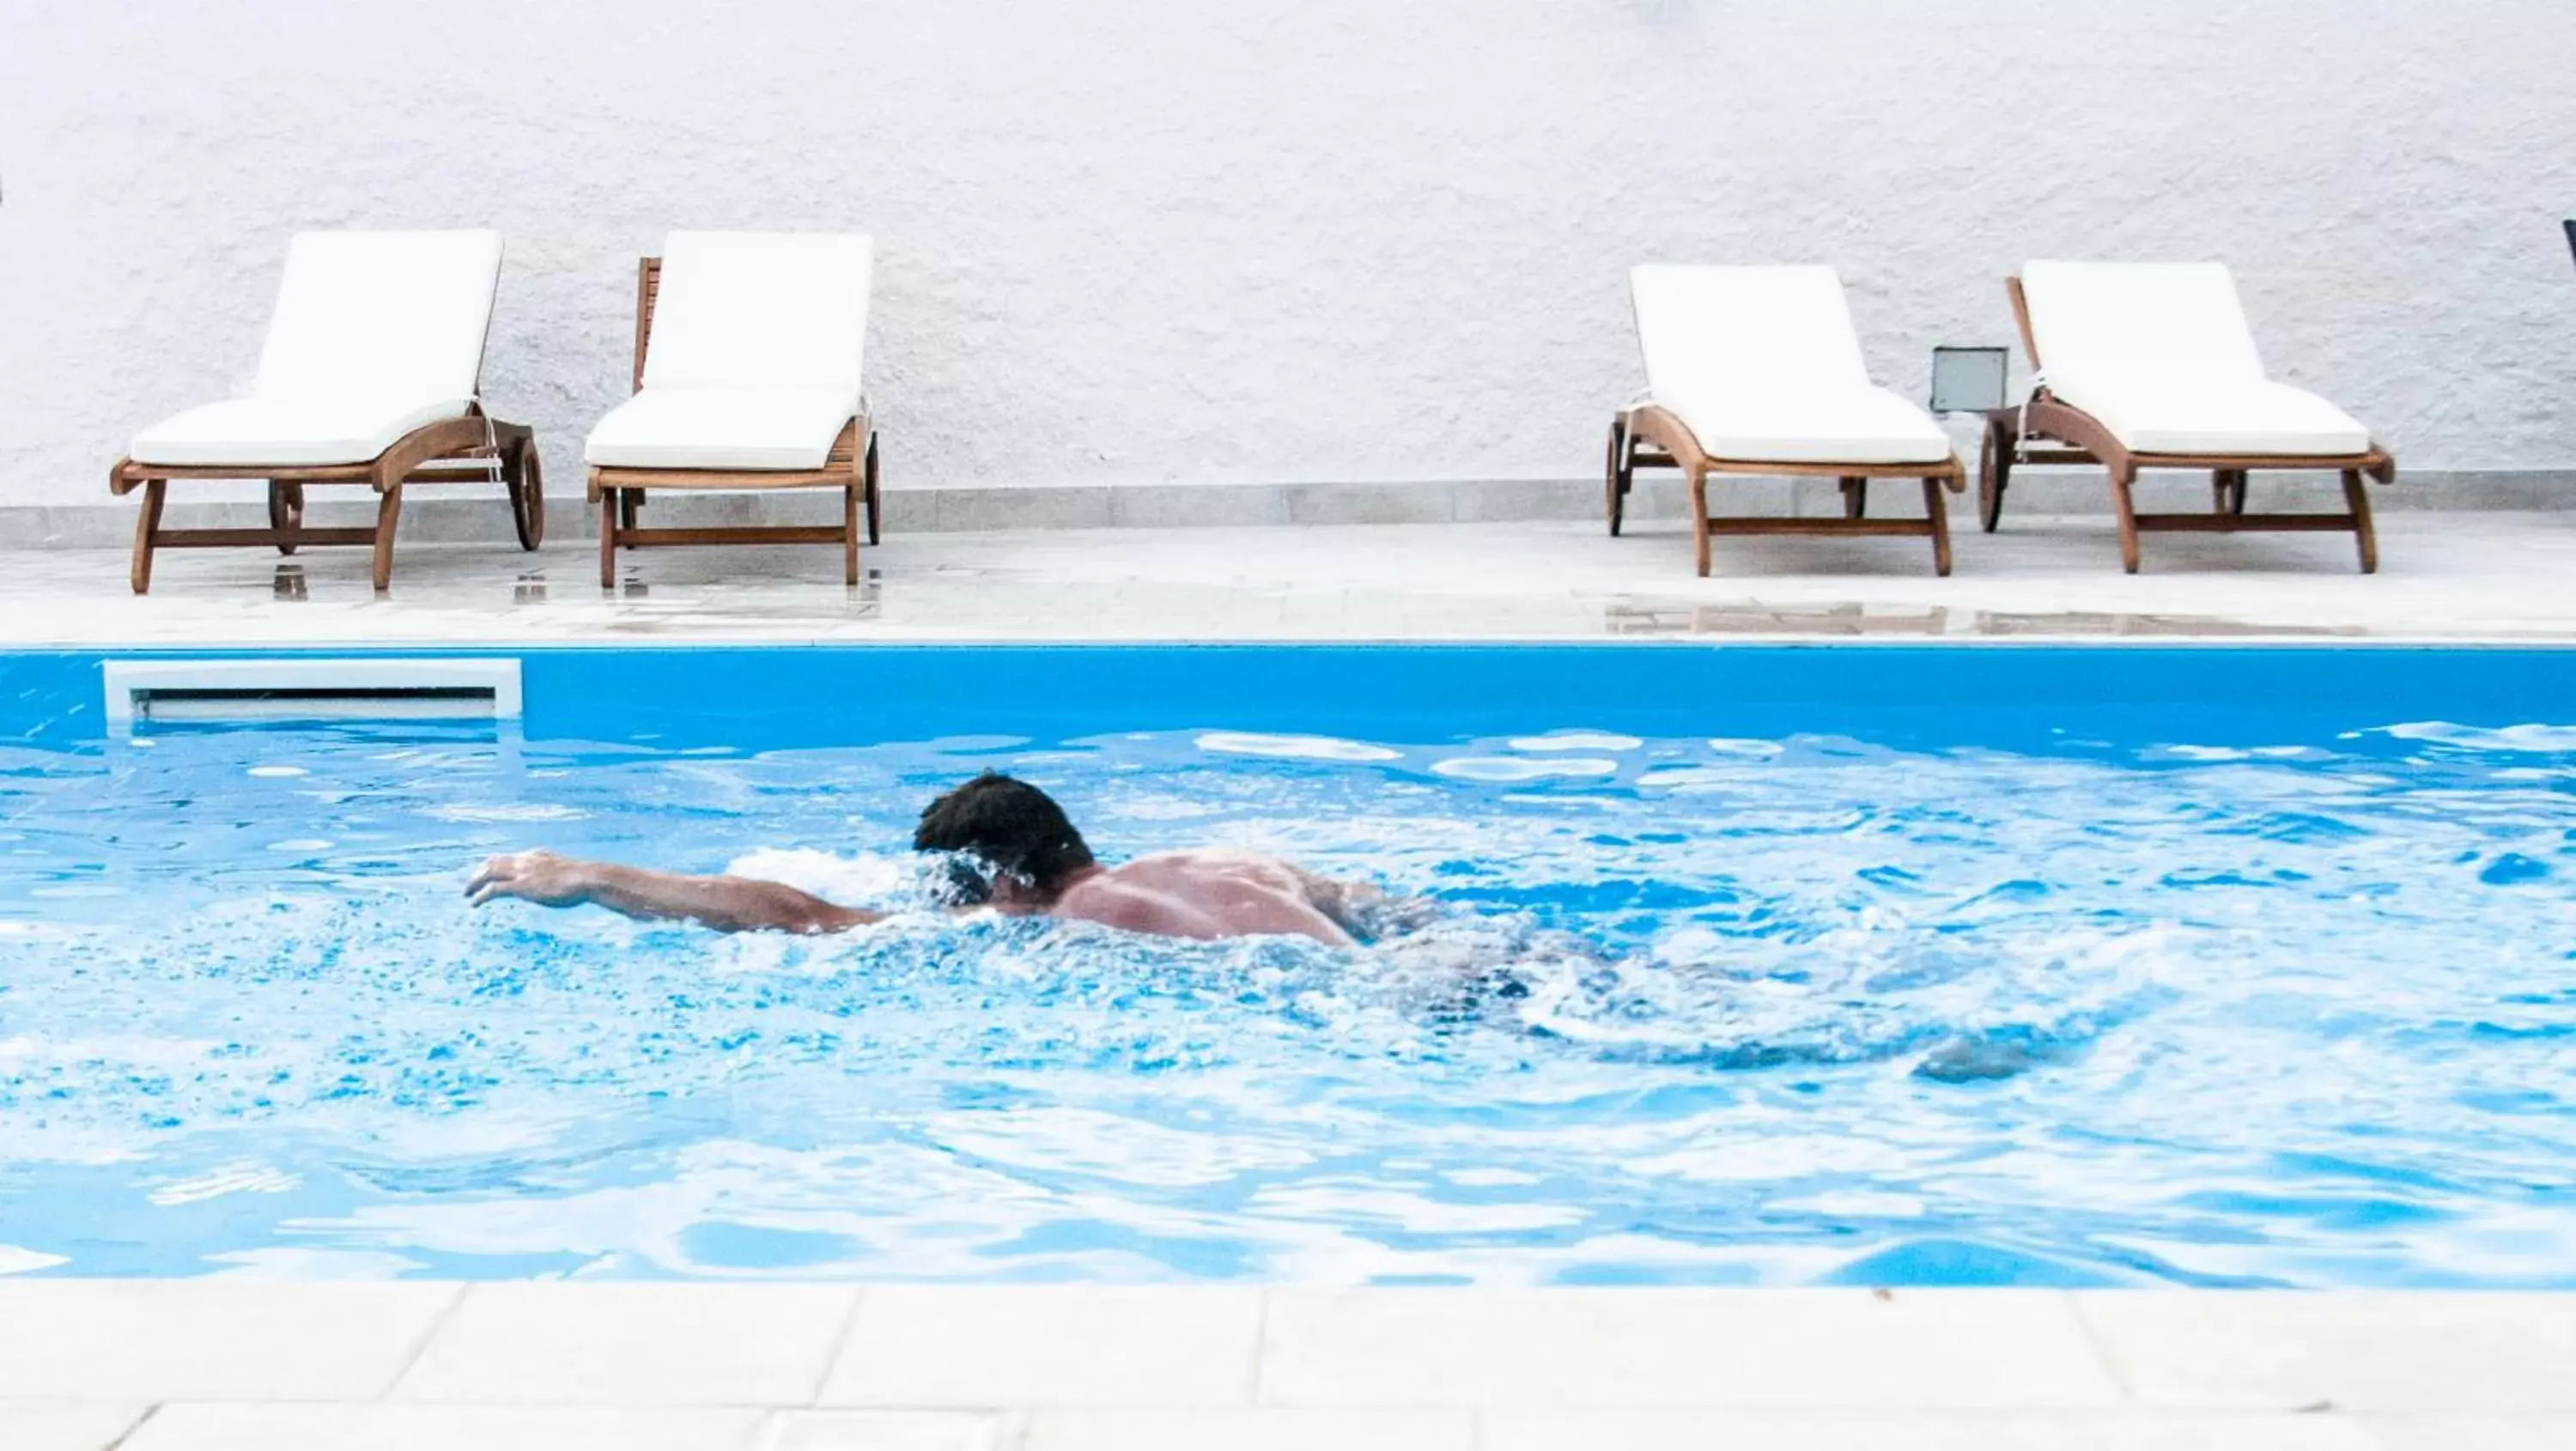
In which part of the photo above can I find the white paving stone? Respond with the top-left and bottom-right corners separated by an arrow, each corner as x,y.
2076,1292 -> 2576,1412
0,1280 -> 459,1401
1479,1410 -> 2386,1450
1022,1408 -> 1475,1451
8,514 -> 2576,646
2360,1414 -> 2576,1449
757,1410 -> 1009,1450
1257,1288 -> 2123,1410
6,1281 -> 2576,1435
119,1403 -> 766,1450
0,1402 -> 152,1451
819,1286 -> 1263,1408
393,1284 -> 858,1406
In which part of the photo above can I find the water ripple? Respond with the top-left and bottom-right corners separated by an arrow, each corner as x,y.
0,720 -> 2570,1285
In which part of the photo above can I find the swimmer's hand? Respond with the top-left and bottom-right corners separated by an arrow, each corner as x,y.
467,850 -> 882,934
466,850 -> 598,908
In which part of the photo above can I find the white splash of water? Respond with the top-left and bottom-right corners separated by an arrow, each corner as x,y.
1509,732 -> 1643,753
1196,732 -> 1403,762
149,1161 -> 301,1206
2385,722 -> 2576,753
1431,757 -> 1619,782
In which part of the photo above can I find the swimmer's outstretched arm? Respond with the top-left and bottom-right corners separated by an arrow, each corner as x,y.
466,850 -> 881,935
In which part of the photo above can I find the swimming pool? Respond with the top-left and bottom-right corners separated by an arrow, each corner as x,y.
0,644 -> 2570,1287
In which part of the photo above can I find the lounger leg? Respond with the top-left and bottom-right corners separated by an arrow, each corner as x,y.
2211,468 -> 2248,518
269,481 -> 304,556
1840,477 -> 1867,519
2111,465 -> 2142,574
1923,477 -> 1953,578
864,433 -> 883,547
130,478 -> 167,595
1691,470 -> 1711,578
2342,469 -> 2379,574
598,489 -> 619,590
842,482 -> 862,586
369,483 -> 404,592
619,489 -> 641,532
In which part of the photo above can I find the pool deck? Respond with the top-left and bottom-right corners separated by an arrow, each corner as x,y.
10,513 -> 2576,1448
8,510 -> 2576,645
2,1284 -> 2571,1449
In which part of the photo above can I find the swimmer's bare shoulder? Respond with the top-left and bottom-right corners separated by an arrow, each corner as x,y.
1068,851 -> 1358,946
1048,871 -> 1236,940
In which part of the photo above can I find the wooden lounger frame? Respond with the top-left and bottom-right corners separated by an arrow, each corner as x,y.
1605,406 -> 1966,577
1982,275 -> 2394,574
109,409 -> 541,594
588,257 -> 882,589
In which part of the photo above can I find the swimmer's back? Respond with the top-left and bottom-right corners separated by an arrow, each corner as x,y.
1054,850 -> 1355,947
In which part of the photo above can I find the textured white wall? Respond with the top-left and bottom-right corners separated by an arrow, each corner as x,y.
4,0 -> 2573,506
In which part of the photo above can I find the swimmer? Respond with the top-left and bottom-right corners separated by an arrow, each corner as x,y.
467,771 -> 1408,947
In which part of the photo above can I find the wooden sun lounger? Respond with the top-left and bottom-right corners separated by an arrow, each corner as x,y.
109,230 -> 540,594
1606,264 -> 1966,577
111,416 -> 540,594
1984,274 -> 2394,574
1607,408 -> 1965,577
588,257 -> 881,589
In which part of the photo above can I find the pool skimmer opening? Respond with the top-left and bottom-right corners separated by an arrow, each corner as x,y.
102,658 -> 522,725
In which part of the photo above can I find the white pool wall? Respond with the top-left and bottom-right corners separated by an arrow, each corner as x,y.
3,0 -> 2573,512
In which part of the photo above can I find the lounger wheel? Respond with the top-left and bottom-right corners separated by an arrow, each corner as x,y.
1977,419 -> 2009,533
267,482 -> 304,555
1604,416 -> 1632,537
507,435 -> 544,550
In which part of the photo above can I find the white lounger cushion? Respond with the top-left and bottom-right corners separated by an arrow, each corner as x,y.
585,231 -> 873,472
584,387 -> 856,471
131,397 -> 469,468
1653,386 -> 1957,466
641,232 -> 872,395
1630,264 -> 1952,465
129,230 -> 501,467
2020,261 -> 2372,457
2068,379 -> 2373,457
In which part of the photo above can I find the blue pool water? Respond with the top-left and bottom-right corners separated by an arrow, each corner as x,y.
0,645 -> 2572,1286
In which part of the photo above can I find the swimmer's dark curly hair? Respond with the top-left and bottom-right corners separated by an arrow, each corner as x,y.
912,772 -> 1097,902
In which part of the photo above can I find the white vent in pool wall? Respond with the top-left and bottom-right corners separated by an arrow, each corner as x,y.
102,659 -> 523,724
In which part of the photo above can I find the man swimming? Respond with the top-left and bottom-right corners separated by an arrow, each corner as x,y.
467,771 -> 1393,947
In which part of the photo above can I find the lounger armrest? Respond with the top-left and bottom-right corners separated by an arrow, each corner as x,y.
371,416 -> 495,490
1625,405 -> 1709,476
